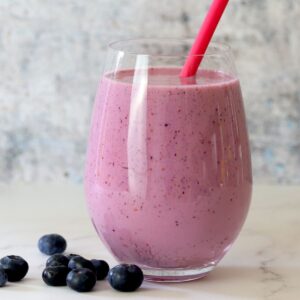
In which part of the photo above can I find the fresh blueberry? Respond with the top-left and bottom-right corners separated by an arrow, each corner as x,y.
46,254 -> 69,267
0,255 -> 29,282
68,256 -> 95,272
42,266 -> 69,286
90,259 -> 109,280
66,268 -> 96,292
66,254 -> 82,260
0,268 -> 8,287
38,234 -> 67,255
108,264 -> 143,292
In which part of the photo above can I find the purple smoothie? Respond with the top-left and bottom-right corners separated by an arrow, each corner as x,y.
85,67 -> 252,269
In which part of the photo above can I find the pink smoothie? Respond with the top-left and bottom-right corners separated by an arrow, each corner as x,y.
85,67 -> 252,269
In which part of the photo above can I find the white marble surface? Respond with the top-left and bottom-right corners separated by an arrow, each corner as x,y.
0,1 -> 300,183
0,184 -> 299,299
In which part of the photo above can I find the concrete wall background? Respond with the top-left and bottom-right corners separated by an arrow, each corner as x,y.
1,0 -> 299,183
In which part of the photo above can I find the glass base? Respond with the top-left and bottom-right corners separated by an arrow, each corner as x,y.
142,264 -> 215,282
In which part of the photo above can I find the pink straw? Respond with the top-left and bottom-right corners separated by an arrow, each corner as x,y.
180,0 -> 229,78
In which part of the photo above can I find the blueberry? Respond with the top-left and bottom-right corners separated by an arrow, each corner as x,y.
90,259 -> 109,280
108,264 -> 143,292
66,268 -> 96,292
42,266 -> 69,286
46,254 -> 69,268
68,256 -> 95,272
66,254 -> 82,260
0,255 -> 29,282
0,268 -> 8,287
38,234 -> 67,255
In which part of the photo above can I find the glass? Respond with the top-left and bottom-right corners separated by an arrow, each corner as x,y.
84,38 -> 252,282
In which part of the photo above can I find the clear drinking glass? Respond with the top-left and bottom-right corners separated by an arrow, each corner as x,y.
84,38 -> 252,282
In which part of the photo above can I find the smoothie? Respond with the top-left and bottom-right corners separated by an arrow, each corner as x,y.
85,67 -> 252,269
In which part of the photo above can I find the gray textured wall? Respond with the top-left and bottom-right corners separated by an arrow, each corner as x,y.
1,0 -> 299,183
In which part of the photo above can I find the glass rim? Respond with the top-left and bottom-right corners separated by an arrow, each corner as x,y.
108,38 -> 232,58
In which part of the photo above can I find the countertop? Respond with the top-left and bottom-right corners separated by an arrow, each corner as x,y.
0,184 -> 299,299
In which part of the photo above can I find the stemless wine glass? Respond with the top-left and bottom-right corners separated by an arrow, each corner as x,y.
84,38 -> 252,282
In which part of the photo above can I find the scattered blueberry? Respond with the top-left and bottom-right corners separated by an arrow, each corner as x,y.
38,234 -> 67,255
46,254 -> 69,268
90,259 -> 109,280
0,268 -> 8,287
108,264 -> 143,292
66,268 -> 96,292
42,266 -> 69,286
0,256 -> 29,282
66,254 -> 82,260
68,256 -> 95,272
